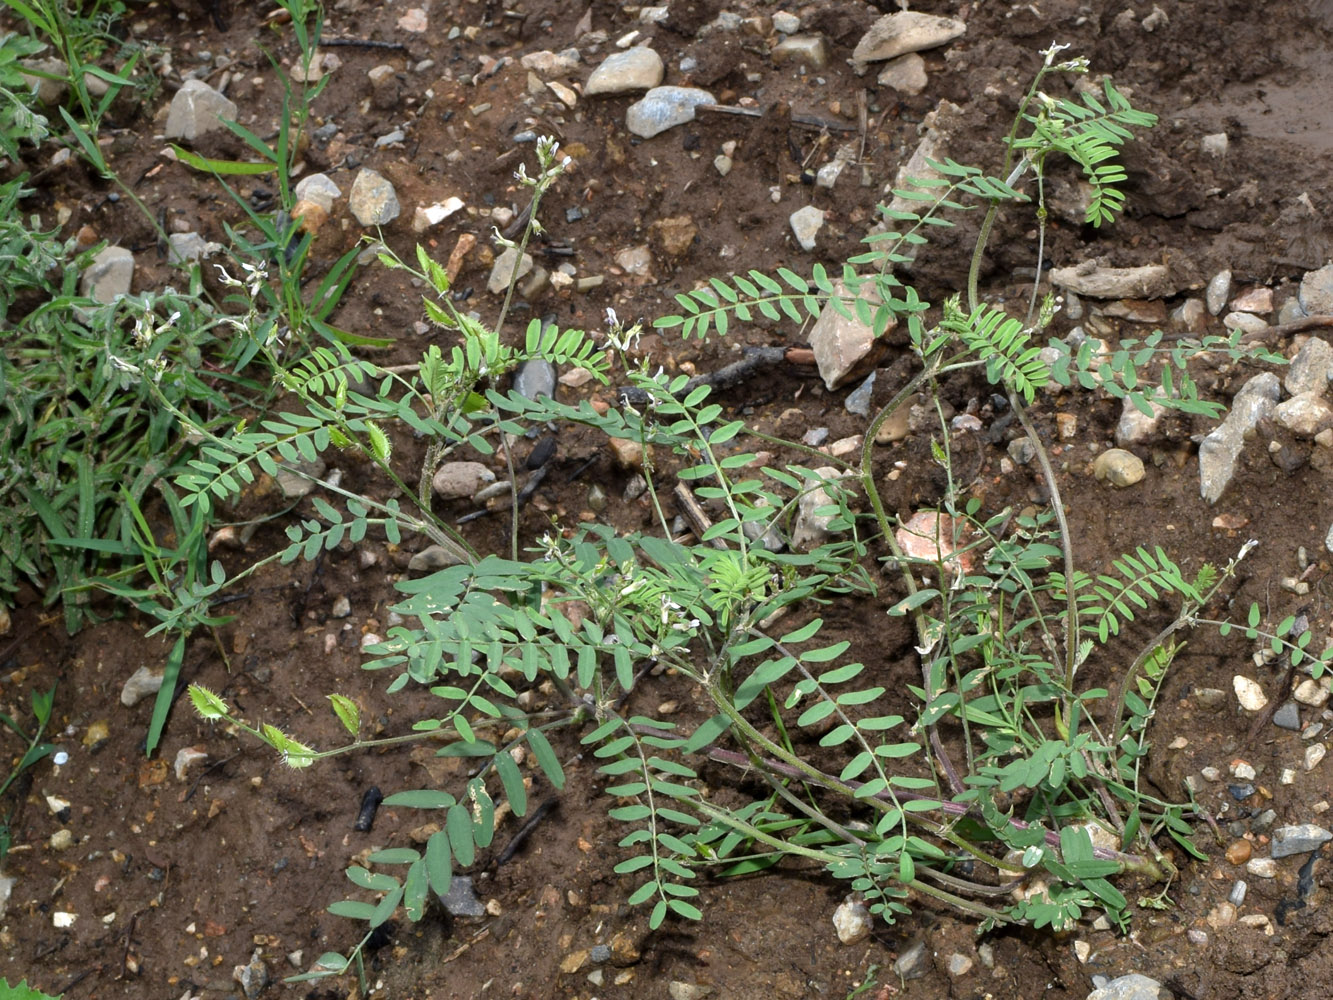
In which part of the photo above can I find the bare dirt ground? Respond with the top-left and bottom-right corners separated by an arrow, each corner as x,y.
5,1 -> 1333,998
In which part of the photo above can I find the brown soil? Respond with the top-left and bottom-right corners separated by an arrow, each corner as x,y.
6,1 -> 1333,998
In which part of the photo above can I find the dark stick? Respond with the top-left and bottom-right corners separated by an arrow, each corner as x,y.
321,38 -> 407,49
617,346 -> 795,408
493,797 -> 559,869
353,786 -> 384,832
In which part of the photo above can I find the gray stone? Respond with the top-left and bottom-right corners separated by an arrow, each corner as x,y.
1171,297 -> 1207,333
808,279 -> 891,390
893,940 -> 930,981
1273,701 -> 1302,731
1228,880 -> 1248,905
586,47 -> 663,95
845,371 -> 876,417
625,86 -> 715,139
1285,337 -> 1333,396
1201,132 -> 1229,158
852,12 -> 966,69
439,874 -> 486,916
20,57 -> 68,105
882,101 -> 960,229
165,78 -> 238,141
408,544 -> 465,572
667,984 -> 712,1000
1206,269 -> 1232,315
1050,263 -> 1174,300
789,205 -> 825,251
80,246 -> 134,303
831,898 -> 872,944
947,953 -> 973,977
772,35 -> 829,70
1086,973 -> 1166,1000
772,11 -> 800,33
1221,310 -> 1268,335
432,461 -> 495,499
1008,437 -> 1036,465
791,467 -> 846,552
876,52 -> 928,94
1092,448 -> 1145,487
348,168 -> 400,226
1271,823 -> 1333,858
331,595 -> 352,618
233,948 -> 270,1000
1279,296 -> 1308,325
487,247 -> 534,294
166,232 -> 215,266
275,458 -> 326,499
294,172 -> 342,211
1115,398 -> 1165,445
1299,263 -> 1333,316
121,665 -> 165,707
1274,392 -> 1333,438
1198,372 -> 1281,503
514,358 -> 557,400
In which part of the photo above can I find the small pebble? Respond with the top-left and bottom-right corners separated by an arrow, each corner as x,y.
1230,760 -> 1256,780
831,897 -> 872,944
1246,857 -> 1278,878
1234,675 -> 1268,712
1306,744 -> 1327,771
1273,701 -> 1302,730
1228,879 -> 1248,905
1225,840 -> 1252,865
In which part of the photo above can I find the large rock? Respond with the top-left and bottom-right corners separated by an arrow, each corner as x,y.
1198,373 -> 1281,503
1285,335 -> 1333,396
808,279 -> 893,390
1299,263 -> 1333,316
80,246 -> 134,303
432,461 -> 495,500
586,47 -> 663,95
851,12 -> 966,70
1050,263 -> 1174,300
348,169 -> 400,226
625,86 -> 714,139
165,78 -> 238,141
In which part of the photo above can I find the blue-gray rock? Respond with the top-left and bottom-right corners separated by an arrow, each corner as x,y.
893,940 -> 930,981
167,232 -> 215,266
1198,372 -> 1281,503
1086,973 -> 1166,1000
626,86 -> 715,139
845,371 -> 877,416
1299,263 -> 1333,316
515,358 -> 557,401
1273,701 -> 1302,731
1271,823 -> 1333,858
165,78 -> 237,141
1228,880 -> 1247,905
590,944 -> 611,963
440,875 -> 486,916
80,245 -> 134,303
1285,336 -> 1333,396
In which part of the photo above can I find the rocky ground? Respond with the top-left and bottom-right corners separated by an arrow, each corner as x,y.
6,1 -> 1333,998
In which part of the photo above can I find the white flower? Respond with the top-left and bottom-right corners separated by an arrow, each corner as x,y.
1041,41 -> 1072,66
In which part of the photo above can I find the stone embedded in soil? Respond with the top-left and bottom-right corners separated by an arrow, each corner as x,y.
234,948 -> 269,1000
1092,448 -> 1145,487
1271,823 -> 1333,858
167,232 -> 216,265
348,168 -> 401,226
1285,337 -> 1333,396
851,12 -> 966,70
21,57 -> 68,104
1273,701 -> 1302,730
1295,677 -> 1331,707
586,47 -> 663,95
772,11 -> 800,33
896,511 -> 975,571
1232,286 -> 1274,315
845,371 -> 876,416
1305,743 -> 1326,771
808,279 -> 891,390
1115,398 -> 1165,446
121,665 -> 165,707
1226,840 -> 1253,865
877,52 -> 928,94
791,467 -> 846,552
653,215 -> 698,257
413,197 -> 465,232
1087,973 -> 1167,1000
613,245 -> 654,278
881,100 -> 960,231
294,172 -> 342,211
771,35 -> 829,70
893,940 -> 930,981
174,745 -> 208,781
947,953 -> 974,977
1198,372 -> 1281,503
1233,674 -> 1268,712
667,983 -> 713,1000
831,897 -> 872,944
275,457 -> 326,499
164,78 -> 237,140
80,245 -> 134,303
514,358 -> 557,400
625,86 -> 715,138
488,247 -> 534,293
408,545 -> 464,572
1275,392 -> 1333,437
0,873 -> 14,918
1222,310 -> 1269,334
440,875 -> 486,916
789,205 -> 825,251
432,461 -> 496,500
1206,269 -> 1232,316
1050,262 -> 1174,300
1299,263 -> 1333,316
